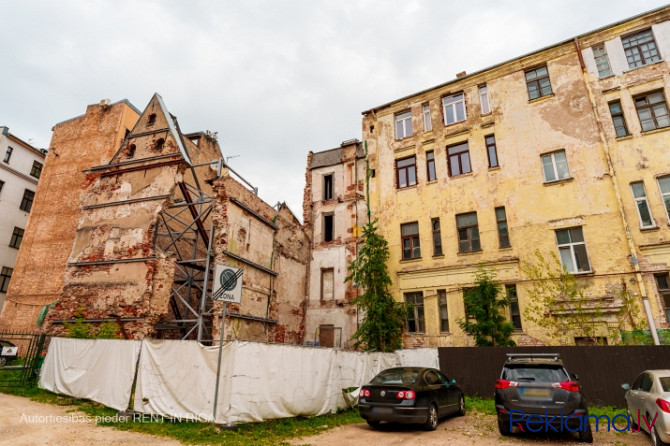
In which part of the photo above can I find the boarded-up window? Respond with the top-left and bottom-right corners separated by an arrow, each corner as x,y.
321,269 -> 334,301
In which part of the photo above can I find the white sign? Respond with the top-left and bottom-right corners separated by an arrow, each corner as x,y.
1,346 -> 17,356
212,264 -> 243,303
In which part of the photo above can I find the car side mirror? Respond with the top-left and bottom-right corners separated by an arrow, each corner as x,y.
451,379 -> 457,385
621,383 -> 631,391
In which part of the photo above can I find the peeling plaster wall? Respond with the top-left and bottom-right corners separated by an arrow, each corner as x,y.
212,176 -> 309,345
362,8 -> 670,347
0,101 -> 139,332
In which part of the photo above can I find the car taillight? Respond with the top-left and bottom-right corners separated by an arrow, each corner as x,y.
360,389 -> 371,398
656,398 -> 670,413
495,379 -> 519,389
555,381 -> 580,392
396,390 -> 415,400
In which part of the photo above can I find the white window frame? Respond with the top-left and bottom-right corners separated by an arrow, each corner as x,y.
541,150 -> 570,182
631,182 -> 655,228
592,44 -> 613,78
555,227 -> 592,274
423,104 -> 432,132
395,111 -> 412,139
442,93 -> 466,125
479,85 -> 491,115
658,176 -> 670,223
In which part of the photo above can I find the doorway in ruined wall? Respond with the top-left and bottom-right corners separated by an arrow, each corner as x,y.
154,168 -> 216,342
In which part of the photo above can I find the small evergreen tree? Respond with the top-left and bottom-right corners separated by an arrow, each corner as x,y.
346,221 -> 407,352
458,267 -> 516,346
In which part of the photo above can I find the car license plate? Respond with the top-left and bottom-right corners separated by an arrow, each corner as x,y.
372,407 -> 393,415
522,388 -> 551,397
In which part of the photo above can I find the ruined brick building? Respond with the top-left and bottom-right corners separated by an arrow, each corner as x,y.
0,94 -> 309,343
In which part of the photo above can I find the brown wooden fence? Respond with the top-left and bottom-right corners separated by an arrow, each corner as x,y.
438,346 -> 670,407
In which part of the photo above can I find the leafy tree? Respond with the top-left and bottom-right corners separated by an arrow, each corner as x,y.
457,267 -> 516,346
522,250 -> 638,345
346,221 -> 408,352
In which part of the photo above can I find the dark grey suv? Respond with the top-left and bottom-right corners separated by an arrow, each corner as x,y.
495,353 -> 592,443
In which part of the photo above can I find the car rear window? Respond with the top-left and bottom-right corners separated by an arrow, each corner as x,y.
660,377 -> 670,392
371,368 -> 420,385
502,365 -> 569,382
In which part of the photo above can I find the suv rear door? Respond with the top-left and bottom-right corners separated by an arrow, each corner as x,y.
500,363 -> 579,415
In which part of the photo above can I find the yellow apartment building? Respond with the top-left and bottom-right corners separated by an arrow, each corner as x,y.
360,6 -> 670,347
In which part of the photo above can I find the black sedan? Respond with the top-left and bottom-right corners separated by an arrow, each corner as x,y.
358,366 -> 465,430
0,339 -> 18,366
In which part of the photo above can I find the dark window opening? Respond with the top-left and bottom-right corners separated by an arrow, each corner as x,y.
486,135 -> 498,168
9,227 -> 24,249
655,274 -> 670,324
401,222 -> 421,259
432,218 -> 442,256
30,161 -> 43,179
0,267 -> 12,293
447,141 -> 471,176
148,113 -> 157,126
457,212 -> 480,252
323,214 -> 334,242
609,101 -> 629,137
496,206 -> 510,248
396,156 -> 417,188
3,147 -> 13,163
438,289 -> 449,332
506,285 -> 522,330
323,174 -> 333,200
127,144 -> 136,158
405,292 -> 425,333
20,190 -> 34,212
426,151 -> 436,182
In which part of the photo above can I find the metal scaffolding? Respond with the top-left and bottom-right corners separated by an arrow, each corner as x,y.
153,160 -> 221,342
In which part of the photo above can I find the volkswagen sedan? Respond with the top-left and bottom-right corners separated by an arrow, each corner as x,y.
358,366 -> 465,430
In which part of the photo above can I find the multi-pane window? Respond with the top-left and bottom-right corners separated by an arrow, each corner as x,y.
323,214 -> 334,242
609,101 -> 629,137
396,156 -> 417,189
20,189 -> 35,212
3,147 -> 13,163
635,91 -> 670,131
506,285 -> 522,330
321,268 -> 334,301
442,93 -> 466,125
405,292 -> 425,333
438,289 -> 449,332
423,104 -> 432,132
657,176 -> 670,222
541,150 -> 570,182
479,85 -> 491,115
0,267 -> 12,293
30,161 -> 43,179
447,142 -> 471,176
654,274 -> 670,323
631,182 -> 655,228
401,222 -> 421,259
592,44 -> 613,77
525,66 -> 552,100
426,151 -> 436,182
0,180 -> 4,195
496,207 -> 510,248
457,212 -> 480,253
485,135 -> 498,168
323,174 -> 333,200
395,110 -> 413,139
432,218 -> 443,256
622,29 -> 661,69
555,227 -> 592,273
9,227 -> 24,249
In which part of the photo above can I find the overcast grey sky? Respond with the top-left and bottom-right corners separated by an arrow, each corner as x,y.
2,0 -> 668,217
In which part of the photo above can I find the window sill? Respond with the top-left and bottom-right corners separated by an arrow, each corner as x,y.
400,257 -> 423,263
640,225 -> 660,232
640,126 -> 670,137
498,245 -> 513,250
432,254 -> 445,259
449,171 -> 474,180
615,134 -> 633,141
571,270 -> 595,277
622,59 -> 665,74
426,180 -> 438,185
395,135 -> 414,142
598,74 -> 615,80
440,331 -> 452,335
543,177 -> 574,186
443,119 -> 467,127
457,249 -> 482,256
405,332 -> 426,336
528,93 -> 555,104
488,166 -> 501,171
397,183 -> 418,191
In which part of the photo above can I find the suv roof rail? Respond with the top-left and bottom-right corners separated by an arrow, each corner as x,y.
505,353 -> 561,362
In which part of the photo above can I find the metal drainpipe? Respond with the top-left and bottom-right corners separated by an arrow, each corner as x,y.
572,38 -> 659,344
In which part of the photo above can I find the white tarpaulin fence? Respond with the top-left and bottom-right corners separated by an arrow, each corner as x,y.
39,338 -> 141,411
39,338 -> 437,425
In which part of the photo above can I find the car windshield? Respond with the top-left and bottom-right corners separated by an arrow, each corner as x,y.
371,368 -> 420,385
503,365 -> 569,382
660,377 -> 670,392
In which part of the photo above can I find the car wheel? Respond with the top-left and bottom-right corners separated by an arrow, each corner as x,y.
0,357 -> 6,367
498,419 -> 511,436
457,393 -> 466,416
578,419 -> 593,443
652,425 -> 670,446
424,403 -> 438,431
366,420 -> 380,429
